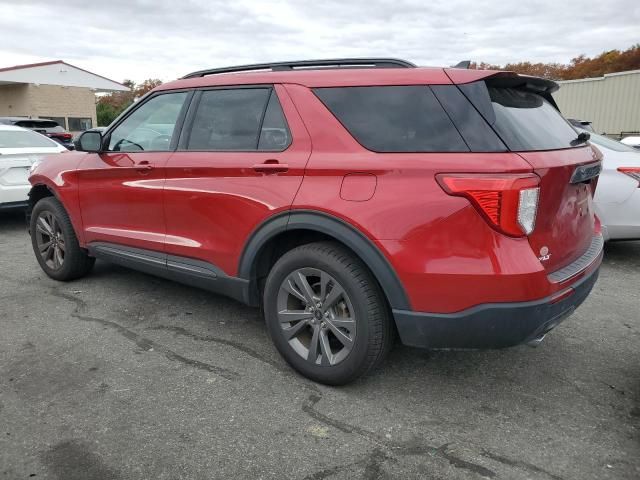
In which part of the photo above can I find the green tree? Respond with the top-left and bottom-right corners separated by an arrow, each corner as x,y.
96,102 -> 119,127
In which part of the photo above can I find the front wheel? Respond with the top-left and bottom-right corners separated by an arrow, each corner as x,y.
263,242 -> 393,385
30,196 -> 95,281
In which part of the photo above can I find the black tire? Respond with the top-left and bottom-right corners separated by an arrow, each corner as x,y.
263,241 -> 393,385
30,196 -> 95,281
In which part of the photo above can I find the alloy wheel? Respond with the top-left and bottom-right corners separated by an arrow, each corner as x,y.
34,211 -> 65,270
277,267 -> 356,366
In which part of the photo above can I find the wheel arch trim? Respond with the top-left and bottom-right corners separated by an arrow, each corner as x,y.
238,210 -> 411,310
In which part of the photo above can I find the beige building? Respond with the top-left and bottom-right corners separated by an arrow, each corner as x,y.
0,60 -> 129,132
553,69 -> 640,137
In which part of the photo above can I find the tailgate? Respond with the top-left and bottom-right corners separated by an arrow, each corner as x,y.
453,76 -> 603,274
518,146 -> 601,272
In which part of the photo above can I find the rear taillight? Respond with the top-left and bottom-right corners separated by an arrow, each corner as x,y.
436,173 -> 540,237
618,167 -> 640,185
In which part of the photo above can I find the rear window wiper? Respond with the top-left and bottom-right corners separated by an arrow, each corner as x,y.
570,131 -> 590,147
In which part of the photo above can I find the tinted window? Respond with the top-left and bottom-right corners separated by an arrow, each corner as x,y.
314,86 -> 469,152
258,91 -> 291,150
109,92 -> 187,152
487,87 -> 578,151
15,120 -> 59,129
187,88 -> 273,151
0,129 -> 59,148
430,85 -> 506,152
41,117 -> 66,129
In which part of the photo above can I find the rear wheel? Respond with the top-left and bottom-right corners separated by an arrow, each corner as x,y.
30,196 -> 95,281
263,242 -> 393,385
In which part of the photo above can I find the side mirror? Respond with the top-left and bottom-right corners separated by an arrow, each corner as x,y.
75,131 -> 103,152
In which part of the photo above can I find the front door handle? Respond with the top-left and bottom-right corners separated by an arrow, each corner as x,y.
135,160 -> 153,172
252,160 -> 289,174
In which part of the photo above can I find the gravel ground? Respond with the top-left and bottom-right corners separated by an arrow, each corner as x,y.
1,210 -> 638,480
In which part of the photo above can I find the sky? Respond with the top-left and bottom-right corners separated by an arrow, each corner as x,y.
1,0 -> 638,84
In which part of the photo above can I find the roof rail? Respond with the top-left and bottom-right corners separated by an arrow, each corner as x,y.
182,58 -> 416,79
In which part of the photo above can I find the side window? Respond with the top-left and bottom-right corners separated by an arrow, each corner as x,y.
258,91 -> 291,150
430,85 -> 506,152
108,92 -> 188,152
314,86 -> 469,153
186,88 -> 290,151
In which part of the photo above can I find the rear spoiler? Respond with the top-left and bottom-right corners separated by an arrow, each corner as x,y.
484,72 -> 560,110
445,69 -> 560,110
484,72 -> 559,94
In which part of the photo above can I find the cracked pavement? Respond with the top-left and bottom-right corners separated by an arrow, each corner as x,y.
1,211 -> 639,479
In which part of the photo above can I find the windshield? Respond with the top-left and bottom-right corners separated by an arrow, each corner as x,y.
580,129 -> 639,153
0,129 -> 59,148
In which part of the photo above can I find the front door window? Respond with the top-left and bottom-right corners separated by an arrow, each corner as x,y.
108,92 -> 188,152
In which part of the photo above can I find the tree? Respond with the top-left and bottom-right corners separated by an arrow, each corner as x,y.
95,78 -> 163,126
96,102 -> 119,127
134,79 -> 163,98
470,44 -> 640,80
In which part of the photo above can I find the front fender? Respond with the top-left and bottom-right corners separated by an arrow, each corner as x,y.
29,151 -> 86,244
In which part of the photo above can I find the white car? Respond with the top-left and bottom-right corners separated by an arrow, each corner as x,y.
620,136 -> 640,150
583,130 -> 640,240
0,125 -> 67,210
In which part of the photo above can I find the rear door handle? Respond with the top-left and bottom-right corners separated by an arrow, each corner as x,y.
253,160 -> 288,174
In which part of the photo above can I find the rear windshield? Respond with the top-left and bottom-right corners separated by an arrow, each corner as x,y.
487,87 -> 579,151
314,86 -> 469,152
0,129 -> 58,148
15,120 -> 59,129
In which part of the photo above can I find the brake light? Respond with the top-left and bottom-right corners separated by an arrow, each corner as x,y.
436,173 -> 540,237
618,167 -> 640,185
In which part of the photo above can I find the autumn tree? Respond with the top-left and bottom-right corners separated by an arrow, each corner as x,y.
470,44 -> 640,80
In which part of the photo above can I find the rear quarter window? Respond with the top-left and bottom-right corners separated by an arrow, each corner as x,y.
314,86 -> 469,153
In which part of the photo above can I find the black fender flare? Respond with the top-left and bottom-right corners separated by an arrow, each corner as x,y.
238,210 -> 411,310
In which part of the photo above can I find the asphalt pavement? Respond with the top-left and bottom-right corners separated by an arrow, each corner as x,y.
1,210 -> 638,479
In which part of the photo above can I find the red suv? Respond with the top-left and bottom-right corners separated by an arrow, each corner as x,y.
28,59 -> 603,385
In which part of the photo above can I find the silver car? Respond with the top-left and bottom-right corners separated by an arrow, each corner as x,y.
584,130 -> 640,240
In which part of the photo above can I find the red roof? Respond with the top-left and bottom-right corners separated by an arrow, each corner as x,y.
0,60 -> 128,89
157,66 -> 507,91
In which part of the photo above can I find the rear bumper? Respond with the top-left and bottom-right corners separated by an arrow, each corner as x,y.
392,254 -> 601,349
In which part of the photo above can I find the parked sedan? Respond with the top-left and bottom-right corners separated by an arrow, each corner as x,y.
0,117 -> 75,150
583,130 -> 640,240
620,136 -> 640,150
0,125 -> 67,210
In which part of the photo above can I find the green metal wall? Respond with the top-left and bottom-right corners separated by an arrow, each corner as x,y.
553,70 -> 640,137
